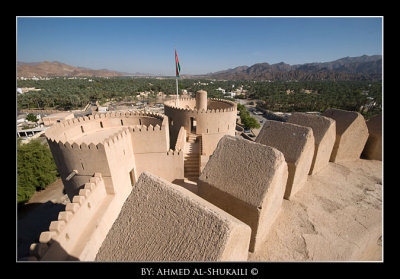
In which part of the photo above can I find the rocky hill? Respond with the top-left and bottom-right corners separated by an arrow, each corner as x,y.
17,61 -> 134,78
204,55 -> 382,81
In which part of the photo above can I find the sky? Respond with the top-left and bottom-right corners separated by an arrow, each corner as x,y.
16,16 -> 383,76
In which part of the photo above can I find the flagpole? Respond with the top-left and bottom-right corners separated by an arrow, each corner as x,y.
175,48 -> 179,107
176,77 -> 179,107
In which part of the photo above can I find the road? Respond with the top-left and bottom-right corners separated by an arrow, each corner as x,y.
237,99 -> 267,138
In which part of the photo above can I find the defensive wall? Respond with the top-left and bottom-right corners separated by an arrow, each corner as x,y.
26,106 -> 382,261
45,111 -> 183,201
164,91 -> 237,156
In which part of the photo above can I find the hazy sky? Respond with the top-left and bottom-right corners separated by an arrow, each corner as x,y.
16,16 -> 383,76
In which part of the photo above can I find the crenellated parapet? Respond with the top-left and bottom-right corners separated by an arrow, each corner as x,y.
44,110 -> 173,200
164,97 -> 236,114
45,110 -> 168,145
164,91 -> 237,154
29,173 -> 108,261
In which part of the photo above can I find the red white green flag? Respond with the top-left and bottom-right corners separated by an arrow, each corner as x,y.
175,49 -> 181,77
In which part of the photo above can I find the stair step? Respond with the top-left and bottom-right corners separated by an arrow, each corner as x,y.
184,162 -> 199,165
185,177 -> 198,181
185,167 -> 199,171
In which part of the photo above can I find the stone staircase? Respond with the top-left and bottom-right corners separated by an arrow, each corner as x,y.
184,134 -> 200,182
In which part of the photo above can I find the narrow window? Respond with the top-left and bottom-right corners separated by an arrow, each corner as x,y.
207,128 -> 209,133
81,126 -> 84,133
121,119 -> 124,126
139,119 -> 142,125
100,121 -> 103,128
129,169 -> 136,186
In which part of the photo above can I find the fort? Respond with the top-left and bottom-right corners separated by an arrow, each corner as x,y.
24,90 -> 382,261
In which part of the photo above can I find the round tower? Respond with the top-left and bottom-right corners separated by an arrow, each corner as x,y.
196,90 -> 208,112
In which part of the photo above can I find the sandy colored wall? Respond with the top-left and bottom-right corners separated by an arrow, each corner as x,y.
288,112 -> 336,175
31,174 -> 108,260
30,172 -> 133,261
198,136 -> 288,252
164,98 -> 237,152
45,111 -> 170,200
95,172 -> 251,261
134,151 -> 184,182
322,109 -> 369,162
174,126 -> 186,152
47,139 -> 112,200
256,120 -> 315,200
42,113 -> 74,126
129,124 -> 169,153
103,128 -> 137,194
362,113 -> 382,161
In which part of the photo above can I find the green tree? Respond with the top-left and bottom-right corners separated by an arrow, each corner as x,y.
17,139 -> 59,204
26,113 -> 38,122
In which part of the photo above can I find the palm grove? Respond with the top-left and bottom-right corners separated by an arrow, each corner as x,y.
17,77 -> 382,119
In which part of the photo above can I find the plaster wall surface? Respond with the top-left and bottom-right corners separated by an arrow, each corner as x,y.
198,136 -> 288,252
95,172 -> 251,261
322,109 -> 369,162
256,120 -> 315,200
288,112 -> 336,175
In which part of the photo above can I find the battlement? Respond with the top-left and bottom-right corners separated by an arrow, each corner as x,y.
29,173 -> 108,261
45,110 -> 167,144
164,97 -> 236,114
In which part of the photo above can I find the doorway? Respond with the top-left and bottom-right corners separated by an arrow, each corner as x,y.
190,117 -> 197,134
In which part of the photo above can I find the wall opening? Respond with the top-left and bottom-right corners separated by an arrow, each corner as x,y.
190,117 -> 196,134
139,119 -> 142,125
100,121 -> 103,128
121,119 -> 124,126
129,169 -> 136,186
81,126 -> 84,133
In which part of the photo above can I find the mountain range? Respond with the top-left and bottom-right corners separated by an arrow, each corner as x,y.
17,61 -> 152,78
202,55 -> 382,81
17,55 -> 382,81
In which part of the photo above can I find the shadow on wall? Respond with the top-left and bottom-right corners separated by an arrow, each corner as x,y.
17,201 -> 66,260
23,239 -> 80,261
172,179 -> 198,194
